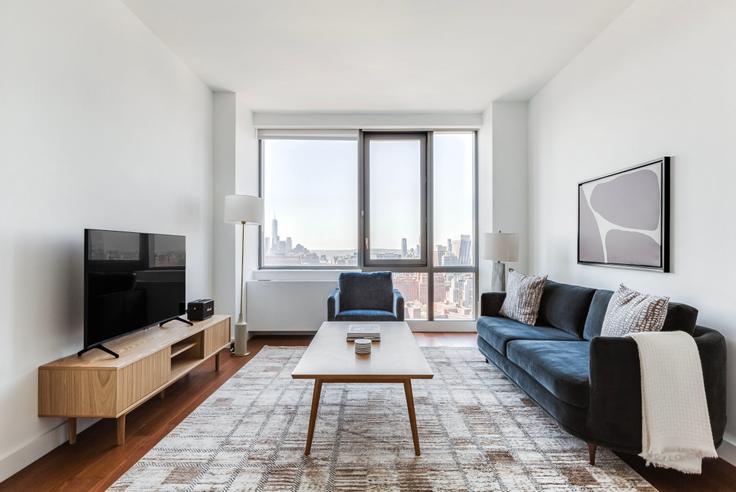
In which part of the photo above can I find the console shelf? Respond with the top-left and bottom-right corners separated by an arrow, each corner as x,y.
170,340 -> 198,358
38,315 -> 231,446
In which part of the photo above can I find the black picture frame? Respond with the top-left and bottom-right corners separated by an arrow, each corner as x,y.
577,157 -> 670,272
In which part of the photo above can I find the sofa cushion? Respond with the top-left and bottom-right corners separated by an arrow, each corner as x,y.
583,290 -> 614,340
536,280 -> 595,338
335,309 -> 398,321
507,340 -> 591,408
339,272 -> 393,311
476,316 -> 578,355
499,271 -> 548,325
584,289 -> 698,339
601,284 -> 669,337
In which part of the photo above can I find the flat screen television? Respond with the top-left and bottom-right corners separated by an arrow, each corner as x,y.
83,229 -> 186,355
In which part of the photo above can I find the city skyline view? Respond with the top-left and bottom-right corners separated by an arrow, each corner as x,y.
264,217 -> 473,267
262,133 -> 473,252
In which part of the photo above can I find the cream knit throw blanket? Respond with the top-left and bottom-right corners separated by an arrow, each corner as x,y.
628,331 -> 718,474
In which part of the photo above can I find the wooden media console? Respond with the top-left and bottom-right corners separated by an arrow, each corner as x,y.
38,315 -> 231,445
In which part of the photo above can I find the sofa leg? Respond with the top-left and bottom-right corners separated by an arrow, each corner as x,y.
485,358 -> 488,363
587,443 -> 597,466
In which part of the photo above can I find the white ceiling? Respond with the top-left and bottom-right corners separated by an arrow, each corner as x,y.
123,0 -> 633,112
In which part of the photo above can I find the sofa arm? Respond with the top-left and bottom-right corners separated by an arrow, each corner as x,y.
589,327 -> 727,450
327,288 -> 340,321
480,292 -> 506,317
588,336 -> 642,449
393,289 -> 405,321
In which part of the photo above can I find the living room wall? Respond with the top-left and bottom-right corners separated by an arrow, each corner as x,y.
0,0 -> 213,480
528,0 -> 736,462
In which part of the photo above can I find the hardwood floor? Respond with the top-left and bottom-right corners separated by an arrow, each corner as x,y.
2,333 -> 734,491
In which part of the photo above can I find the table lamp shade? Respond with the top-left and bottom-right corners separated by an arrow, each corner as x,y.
483,232 -> 519,262
224,194 -> 264,224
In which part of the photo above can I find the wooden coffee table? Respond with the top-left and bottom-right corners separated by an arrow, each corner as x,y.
291,321 -> 434,456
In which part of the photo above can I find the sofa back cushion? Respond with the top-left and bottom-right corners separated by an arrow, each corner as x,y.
536,280 -> 596,338
583,288 -> 698,339
339,272 -> 393,311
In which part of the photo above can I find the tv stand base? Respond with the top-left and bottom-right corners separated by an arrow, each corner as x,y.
77,343 -> 119,358
159,316 -> 194,327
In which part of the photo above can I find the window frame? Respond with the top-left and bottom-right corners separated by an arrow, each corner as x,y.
258,130 -> 479,320
362,132 -> 428,268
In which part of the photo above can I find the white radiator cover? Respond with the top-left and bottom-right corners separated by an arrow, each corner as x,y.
247,280 -> 336,332
246,280 -> 476,333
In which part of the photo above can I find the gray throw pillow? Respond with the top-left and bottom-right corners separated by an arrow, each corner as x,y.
600,284 -> 670,337
499,271 -> 547,325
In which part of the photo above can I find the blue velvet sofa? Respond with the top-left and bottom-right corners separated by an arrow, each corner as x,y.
477,280 -> 726,464
327,272 -> 405,321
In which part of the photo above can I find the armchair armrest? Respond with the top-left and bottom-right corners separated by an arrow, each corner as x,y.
589,327 -> 727,450
392,289 -> 405,321
327,288 -> 340,321
480,292 -> 506,317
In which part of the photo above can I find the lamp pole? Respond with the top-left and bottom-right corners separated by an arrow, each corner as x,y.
234,220 -> 250,356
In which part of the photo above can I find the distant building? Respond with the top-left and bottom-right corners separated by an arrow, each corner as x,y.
458,234 -> 471,265
271,218 -> 279,246
401,238 -> 408,258
286,237 -> 293,252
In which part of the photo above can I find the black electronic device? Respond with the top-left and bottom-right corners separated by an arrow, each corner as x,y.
187,299 -> 214,321
79,229 -> 186,358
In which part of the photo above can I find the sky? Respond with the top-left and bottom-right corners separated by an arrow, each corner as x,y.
262,133 -> 474,252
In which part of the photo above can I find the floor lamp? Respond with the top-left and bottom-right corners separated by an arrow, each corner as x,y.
483,231 -> 519,292
224,194 -> 264,357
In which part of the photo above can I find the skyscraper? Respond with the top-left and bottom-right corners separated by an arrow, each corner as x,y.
286,237 -> 293,252
447,238 -> 453,253
401,238 -> 408,258
458,234 -> 471,265
272,218 -> 279,245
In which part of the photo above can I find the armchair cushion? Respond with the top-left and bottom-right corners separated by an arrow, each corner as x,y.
339,272 -> 393,311
335,309 -> 399,321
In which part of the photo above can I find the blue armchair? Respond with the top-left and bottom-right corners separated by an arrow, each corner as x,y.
327,272 -> 405,321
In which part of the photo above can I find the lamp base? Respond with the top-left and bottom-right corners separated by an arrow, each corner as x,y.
233,321 -> 250,357
491,262 -> 506,292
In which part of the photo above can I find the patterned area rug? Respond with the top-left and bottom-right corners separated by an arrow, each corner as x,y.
111,346 -> 654,491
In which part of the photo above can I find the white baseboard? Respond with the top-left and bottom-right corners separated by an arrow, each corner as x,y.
0,417 -> 98,483
718,434 -> 736,466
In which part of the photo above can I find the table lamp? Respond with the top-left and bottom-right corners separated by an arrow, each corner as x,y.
483,231 -> 519,292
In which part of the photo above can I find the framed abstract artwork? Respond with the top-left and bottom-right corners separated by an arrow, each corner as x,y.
578,157 -> 670,272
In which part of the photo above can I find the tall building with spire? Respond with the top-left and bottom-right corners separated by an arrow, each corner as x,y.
271,218 -> 279,246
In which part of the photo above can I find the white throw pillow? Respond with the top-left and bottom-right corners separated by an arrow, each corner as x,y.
499,271 -> 547,325
601,284 -> 670,337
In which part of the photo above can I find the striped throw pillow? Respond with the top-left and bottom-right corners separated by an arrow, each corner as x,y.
601,284 -> 670,337
499,271 -> 548,325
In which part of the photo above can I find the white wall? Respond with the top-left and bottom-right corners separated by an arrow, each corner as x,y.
528,0 -> 736,461
212,94 -> 259,327
0,0 -> 213,481
492,102 -> 529,275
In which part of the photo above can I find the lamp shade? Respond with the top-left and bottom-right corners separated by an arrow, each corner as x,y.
224,194 -> 264,224
483,232 -> 519,262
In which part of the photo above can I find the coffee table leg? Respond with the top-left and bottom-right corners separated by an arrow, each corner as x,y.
305,379 -> 323,455
403,379 -> 420,456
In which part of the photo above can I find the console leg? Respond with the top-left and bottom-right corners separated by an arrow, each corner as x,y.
117,415 -> 126,446
215,351 -> 221,372
587,442 -> 597,465
68,418 -> 77,445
